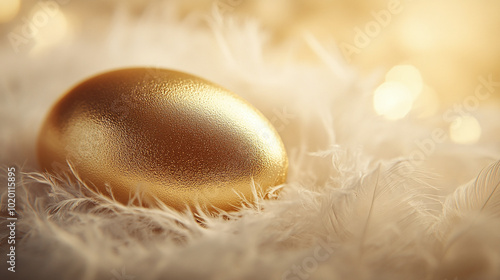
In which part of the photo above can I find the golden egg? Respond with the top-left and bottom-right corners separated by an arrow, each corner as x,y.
37,68 -> 288,212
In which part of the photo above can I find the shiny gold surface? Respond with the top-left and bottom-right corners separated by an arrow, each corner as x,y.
37,68 -> 288,212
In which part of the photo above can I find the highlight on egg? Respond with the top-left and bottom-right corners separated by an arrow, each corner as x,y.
37,68 -> 288,212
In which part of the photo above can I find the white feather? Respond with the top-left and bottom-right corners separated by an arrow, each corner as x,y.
2,1 -> 500,279
442,160 -> 500,218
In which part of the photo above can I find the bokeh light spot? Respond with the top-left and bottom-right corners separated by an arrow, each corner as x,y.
385,64 -> 423,99
30,10 -> 68,54
373,82 -> 413,120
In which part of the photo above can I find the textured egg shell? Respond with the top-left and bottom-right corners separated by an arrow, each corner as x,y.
37,68 -> 288,211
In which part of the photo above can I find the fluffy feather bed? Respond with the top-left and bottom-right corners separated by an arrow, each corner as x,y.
1,1 -> 500,280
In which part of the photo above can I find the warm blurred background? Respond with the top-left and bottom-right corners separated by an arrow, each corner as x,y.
1,0 -> 499,146
3,2 -> 500,279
